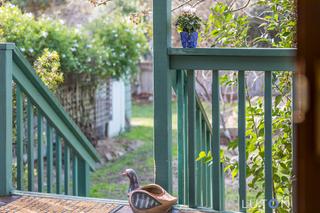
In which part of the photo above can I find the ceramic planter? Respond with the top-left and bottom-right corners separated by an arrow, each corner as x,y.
180,31 -> 198,48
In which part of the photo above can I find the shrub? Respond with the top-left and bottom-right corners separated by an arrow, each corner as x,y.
86,16 -> 149,79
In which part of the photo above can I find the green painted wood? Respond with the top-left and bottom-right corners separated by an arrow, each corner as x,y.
206,130 -> 211,208
264,72 -> 273,213
46,123 -> 53,193
72,154 -> 78,196
204,125 -> 210,207
11,46 -> 99,168
199,116 -> 204,207
27,98 -> 34,191
238,71 -> 247,212
187,70 -> 196,208
37,110 -> 43,192
212,70 -> 222,211
195,107 -> 201,206
78,157 -> 90,197
177,71 -> 185,204
16,84 -> 24,190
153,0 -> 172,192
0,49 -> 13,196
169,48 -> 296,71
184,80 -> 189,205
220,163 -> 225,210
64,145 -> 70,195
56,134 -> 62,194
201,120 -> 208,206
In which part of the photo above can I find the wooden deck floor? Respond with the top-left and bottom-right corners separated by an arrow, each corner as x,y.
0,192 -> 205,213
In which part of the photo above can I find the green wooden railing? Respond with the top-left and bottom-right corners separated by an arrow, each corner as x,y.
0,43 -> 100,197
153,1 -> 296,212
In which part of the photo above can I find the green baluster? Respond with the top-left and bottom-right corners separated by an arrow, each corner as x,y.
27,97 -> 34,191
37,110 -> 43,192
73,153 -> 78,196
16,85 -> 24,190
64,144 -> 70,195
46,122 -> 52,193
264,71 -> 273,213
56,134 -> 62,194
187,70 -> 196,208
212,70 -> 222,210
238,71 -> 247,212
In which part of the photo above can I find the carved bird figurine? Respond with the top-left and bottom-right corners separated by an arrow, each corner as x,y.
122,169 -> 178,213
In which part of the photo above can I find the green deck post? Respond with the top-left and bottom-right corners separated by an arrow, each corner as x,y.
0,48 -> 13,196
177,71 -> 185,204
264,71 -> 273,213
187,70 -> 196,207
212,70 -> 222,210
153,0 -> 172,192
16,84 -> 24,190
78,157 -> 90,197
27,98 -> 34,191
238,71 -> 247,212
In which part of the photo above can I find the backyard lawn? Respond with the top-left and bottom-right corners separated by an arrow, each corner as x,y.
89,101 -> 177,200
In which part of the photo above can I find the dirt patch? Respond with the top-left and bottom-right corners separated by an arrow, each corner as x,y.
95,138 -> 143,168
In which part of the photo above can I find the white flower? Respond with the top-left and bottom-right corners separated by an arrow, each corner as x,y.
86,44 -> 92,48
28,48 -> 34,53
62,54 -> 66,58
182,5 -> 196,13
70,47 -> 76,52
41,31 -> 48,38
59,19 -> 65,25
20,47 -> 25,52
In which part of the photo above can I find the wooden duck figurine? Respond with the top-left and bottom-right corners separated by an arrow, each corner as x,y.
122,169 -> 177,213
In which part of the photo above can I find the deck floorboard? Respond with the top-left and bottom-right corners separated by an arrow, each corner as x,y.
0,193 -> 205,213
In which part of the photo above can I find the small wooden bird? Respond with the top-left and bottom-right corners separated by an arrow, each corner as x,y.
122,169 -> 177,213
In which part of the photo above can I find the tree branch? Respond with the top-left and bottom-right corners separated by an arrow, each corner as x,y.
172,0 -> 194,12
89,0 -> 112,6
171,0 -> 206,12
228,0 -> 251,12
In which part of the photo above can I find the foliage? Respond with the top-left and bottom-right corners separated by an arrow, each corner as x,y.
0,3 -> 148,82
197,0 -> 296,212
203,3 -> 250,47
175,11 -> 202,33
86,16 -> 148,79
34,49 -> 63,91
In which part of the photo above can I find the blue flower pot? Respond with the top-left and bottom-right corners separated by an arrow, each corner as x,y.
180,32 -> 198,48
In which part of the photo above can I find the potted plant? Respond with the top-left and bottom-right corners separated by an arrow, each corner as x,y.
175,9 -> 202,48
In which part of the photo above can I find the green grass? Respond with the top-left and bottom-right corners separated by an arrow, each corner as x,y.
89,102 -> 177,199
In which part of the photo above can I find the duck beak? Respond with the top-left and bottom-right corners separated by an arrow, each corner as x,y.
121,171 -> 127,176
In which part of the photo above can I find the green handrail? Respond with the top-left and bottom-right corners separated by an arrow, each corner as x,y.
0,43 -> 100,196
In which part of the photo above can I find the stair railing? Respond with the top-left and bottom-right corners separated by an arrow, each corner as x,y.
0,43 -> 100,197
